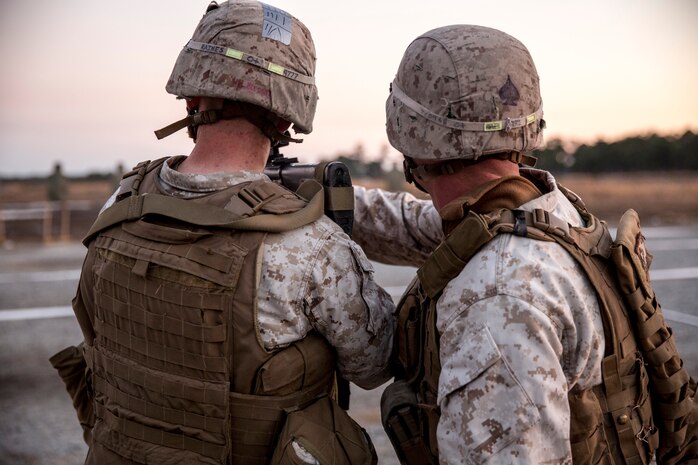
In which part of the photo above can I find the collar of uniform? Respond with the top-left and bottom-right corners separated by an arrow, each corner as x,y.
439,175 -> 544,224
518,167 -> 588,228
159,155 -> 270,196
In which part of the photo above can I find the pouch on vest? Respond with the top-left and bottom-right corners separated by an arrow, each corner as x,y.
394,278 -> 425,383
380,380 -> 436,465
49,343 -> 94,445
610,209 -> 698,464
270,395 -> 377,465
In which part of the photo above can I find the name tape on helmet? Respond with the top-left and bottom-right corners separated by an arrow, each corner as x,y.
186,40 -> 314,85
391,81 -> 542,132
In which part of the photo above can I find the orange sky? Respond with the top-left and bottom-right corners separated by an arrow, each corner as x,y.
1,0 -> 697,176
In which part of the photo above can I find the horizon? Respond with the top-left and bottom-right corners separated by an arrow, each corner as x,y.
1,128 -> 696,180
1,0 -> 697,177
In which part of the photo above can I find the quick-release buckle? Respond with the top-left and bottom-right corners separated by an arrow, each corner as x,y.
115,161 -> 149,202
532,209 -> 572,242
238,184 -> 278,213
191,109 -> 219,126
532,209 -> 548,230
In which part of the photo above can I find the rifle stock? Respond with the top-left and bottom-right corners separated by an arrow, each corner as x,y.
265,144 -> 354,237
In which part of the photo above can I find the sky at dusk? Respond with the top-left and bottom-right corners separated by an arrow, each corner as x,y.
1,0 -> 697,176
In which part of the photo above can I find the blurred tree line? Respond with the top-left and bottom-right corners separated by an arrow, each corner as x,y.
534,131 -> 698,173
329,143 -> 386,179
326,131 -> 697,180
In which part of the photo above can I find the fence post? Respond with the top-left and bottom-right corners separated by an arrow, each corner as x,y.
0,211 -> 5,245
43,202 -> 53,243
60,201 -> 71,241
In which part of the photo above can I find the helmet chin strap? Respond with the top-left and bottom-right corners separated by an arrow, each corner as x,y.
154,100 -> 302,145
403,151 -> 537,192
402,157 -> 429,193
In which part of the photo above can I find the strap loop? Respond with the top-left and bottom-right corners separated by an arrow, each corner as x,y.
513,210 -> 527,237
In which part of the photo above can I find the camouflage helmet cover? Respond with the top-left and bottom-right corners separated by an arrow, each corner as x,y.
386,25 -> 545,161
166,1 -> 318,134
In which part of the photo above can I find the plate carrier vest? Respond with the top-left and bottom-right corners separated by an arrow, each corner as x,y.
78,158 -> 338,465
381,185 -> 697,465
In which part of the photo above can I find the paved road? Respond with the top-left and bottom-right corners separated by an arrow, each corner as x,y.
1,223 -> 697,464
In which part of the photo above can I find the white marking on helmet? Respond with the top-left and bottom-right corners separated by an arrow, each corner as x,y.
262,3 -> 292,45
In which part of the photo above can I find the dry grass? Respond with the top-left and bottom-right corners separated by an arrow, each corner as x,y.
2,172 -> 697,226
355,172 -> 698,226
0,180 -> 114,205
555,172 -> 698,226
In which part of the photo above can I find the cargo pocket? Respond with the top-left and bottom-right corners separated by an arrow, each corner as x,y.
437,323 -> 540,463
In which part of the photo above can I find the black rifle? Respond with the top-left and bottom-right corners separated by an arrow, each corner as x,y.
264,141 -> 354,410
265,142 -> 354,237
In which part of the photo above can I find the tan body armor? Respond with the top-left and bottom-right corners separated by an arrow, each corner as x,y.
77,159 -> 337,464
383,186 -> 697,465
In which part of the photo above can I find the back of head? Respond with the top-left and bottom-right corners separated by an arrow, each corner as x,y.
386,25 -> 545,162
166,0 -> 318,135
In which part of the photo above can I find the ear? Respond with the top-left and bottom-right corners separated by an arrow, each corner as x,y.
276,118 -> 292,132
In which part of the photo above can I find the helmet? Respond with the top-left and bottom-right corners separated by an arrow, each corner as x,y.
386,25 -> 545,162
163,0 -> 317,137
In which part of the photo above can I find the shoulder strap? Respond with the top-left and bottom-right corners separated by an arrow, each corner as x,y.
417,212 -> 494,299
83,178 -> 324,245
418,200 -> 613,300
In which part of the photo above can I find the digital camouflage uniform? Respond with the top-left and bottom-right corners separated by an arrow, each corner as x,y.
355,168 -> 604,464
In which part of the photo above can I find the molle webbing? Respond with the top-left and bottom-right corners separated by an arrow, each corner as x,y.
90,348 -> 229,461
611,210 -> 698,464
90,217 -> 335,465
88,218 -> 238,462
92,227 -> 239,384
549,214 -> 657,464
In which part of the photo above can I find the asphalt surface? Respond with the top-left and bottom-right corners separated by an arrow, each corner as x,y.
1,223 -> 697,464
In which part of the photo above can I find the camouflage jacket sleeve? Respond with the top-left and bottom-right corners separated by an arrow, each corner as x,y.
353,186 -> 442,267
306,232 -> 396,389
434,230 -> 604,464
436,295 -> 571,464
259,217 -> 396,390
